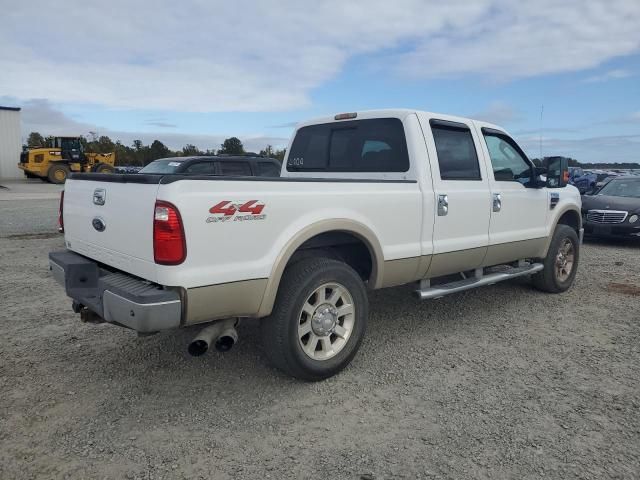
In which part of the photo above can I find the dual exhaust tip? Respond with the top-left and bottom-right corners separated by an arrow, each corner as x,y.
188,318 -> 238,356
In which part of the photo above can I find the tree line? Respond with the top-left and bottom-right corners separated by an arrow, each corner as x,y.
24,132 -> 639,169
25,132 -> 286,166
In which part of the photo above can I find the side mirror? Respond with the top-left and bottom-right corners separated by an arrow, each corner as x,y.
545,157 -> 569,188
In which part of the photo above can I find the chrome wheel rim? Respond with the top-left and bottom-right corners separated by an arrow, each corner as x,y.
555,238 -> 575,282
298,282 -> 355,361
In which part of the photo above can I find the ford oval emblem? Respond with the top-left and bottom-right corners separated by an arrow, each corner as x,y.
92,217 -> 106,232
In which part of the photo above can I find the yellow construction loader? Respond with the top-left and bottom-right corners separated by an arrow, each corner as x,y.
18,137 -> 116,184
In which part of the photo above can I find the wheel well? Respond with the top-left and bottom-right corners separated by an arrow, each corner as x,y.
287,231 -> 373,282
557,210 -> 580,233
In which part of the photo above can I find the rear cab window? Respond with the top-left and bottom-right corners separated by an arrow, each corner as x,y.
287,118 -> 410,173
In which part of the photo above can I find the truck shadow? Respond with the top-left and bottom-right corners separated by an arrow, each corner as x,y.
96,275 -> 541,390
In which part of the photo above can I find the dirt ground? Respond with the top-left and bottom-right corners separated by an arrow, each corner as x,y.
1,198 -> 639,479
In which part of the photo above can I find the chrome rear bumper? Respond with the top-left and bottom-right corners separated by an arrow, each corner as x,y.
49,250 -> 181,332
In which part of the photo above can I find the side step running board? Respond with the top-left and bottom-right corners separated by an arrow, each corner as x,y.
415,262 -> 544,300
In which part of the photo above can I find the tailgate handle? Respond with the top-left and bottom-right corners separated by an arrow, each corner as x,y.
93,188 -> 106,206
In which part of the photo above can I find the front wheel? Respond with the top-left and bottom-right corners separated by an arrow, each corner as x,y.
532,224 -> 579,293
261,257 -> 368,381
47,164 -> 70,184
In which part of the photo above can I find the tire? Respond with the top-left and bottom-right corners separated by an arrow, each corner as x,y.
93,163 -> 114,174
532,225 -> 579,293
260,257 -> 368,381
47,164 -> 70,184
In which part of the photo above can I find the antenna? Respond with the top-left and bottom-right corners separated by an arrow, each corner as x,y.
539,104 -> 544,159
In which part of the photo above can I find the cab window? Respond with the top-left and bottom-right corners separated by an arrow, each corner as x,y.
482,130 -> 532,184
430,120 -> 481,181
287,118 -> 409,172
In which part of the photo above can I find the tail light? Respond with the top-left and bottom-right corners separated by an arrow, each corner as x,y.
153,201 -> 186,265
58,190 -> 64,233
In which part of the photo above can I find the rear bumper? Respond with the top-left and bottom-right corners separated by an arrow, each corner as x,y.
49,250 -> 182,332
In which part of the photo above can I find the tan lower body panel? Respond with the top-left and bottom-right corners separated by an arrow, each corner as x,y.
184,278 -> 268,325
483,237 -> 547,267
427,247 -> 487,278
379,256 -> 424,288
184,238 -> 550,323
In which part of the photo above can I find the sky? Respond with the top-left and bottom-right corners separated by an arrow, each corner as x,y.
1,0 -> 639,163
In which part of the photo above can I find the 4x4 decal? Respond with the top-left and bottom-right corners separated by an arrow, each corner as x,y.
207,200 -> 266,223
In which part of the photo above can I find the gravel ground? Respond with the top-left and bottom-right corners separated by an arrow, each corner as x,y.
1,198 -> 639,480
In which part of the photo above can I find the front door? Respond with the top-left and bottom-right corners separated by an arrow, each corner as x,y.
475,127 -> 549,264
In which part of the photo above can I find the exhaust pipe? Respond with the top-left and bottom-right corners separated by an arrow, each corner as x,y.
215,324 -> 238,352
188,318 -> 238,356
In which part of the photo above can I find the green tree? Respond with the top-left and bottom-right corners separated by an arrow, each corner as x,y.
27,132 -> 45,148
96,136 -> 116,154
182,144 -> 202,156
274,148 -> 286,162
149,140 -> 170,160
259,145 -> 274,157
219,137 -> 244,155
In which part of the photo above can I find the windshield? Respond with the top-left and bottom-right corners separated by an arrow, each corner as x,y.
138,159 -> 184,174
597,178 -> 640,198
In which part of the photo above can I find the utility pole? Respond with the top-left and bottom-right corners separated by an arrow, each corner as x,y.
539,105 -> 544,160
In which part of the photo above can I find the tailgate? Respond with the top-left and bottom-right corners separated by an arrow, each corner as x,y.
62,175 -> 160,282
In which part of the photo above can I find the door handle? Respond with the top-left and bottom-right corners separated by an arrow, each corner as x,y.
493,193 -> 502,212
437,194 -> 448,216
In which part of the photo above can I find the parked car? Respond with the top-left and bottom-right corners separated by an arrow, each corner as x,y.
568,167 -> 597,194
114,166 -> 142,174
50,109 -> 582,380
138,155 -> 281,177
594,173 -> 617,190
582,176 -> 640,238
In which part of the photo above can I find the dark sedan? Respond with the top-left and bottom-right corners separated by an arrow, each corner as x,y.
138,155 -> 281,177
582,176 -> 640,238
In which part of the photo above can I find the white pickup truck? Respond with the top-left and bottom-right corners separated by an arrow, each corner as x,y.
50,109 -> 582,380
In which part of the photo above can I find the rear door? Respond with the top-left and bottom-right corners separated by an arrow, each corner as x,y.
475,126 -> 548,261
421,117 -> 491,276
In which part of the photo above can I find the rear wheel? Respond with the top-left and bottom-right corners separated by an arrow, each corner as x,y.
47,164 -> 70,184
533,225 -> 579,293
261,257 -> 368,381
93,163 -> 114,174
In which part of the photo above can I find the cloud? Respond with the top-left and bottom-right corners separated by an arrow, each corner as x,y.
17,98 -> 288,152
1,1 -> 639,112
144,120 -> 177,128
396,1 -> 640,81
471,102 -> 522,125
583,69 -> 633,83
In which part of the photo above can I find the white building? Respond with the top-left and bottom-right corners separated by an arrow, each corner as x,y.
0,106 -> 22,179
